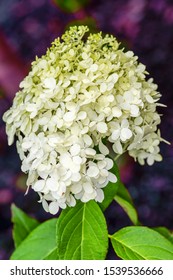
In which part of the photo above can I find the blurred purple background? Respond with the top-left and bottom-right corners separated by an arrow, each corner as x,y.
0,0 -> 173,259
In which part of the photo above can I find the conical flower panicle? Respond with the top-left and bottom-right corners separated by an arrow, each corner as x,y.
3,26 -> 164,214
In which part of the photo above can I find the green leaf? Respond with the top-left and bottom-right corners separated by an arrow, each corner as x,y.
114,183 -> 139,225
153,227 -> 173,244
99,162 -> 120,211
10,219 -> 57,260
110,226 -> 173,260
54,0 -> 89,13
57,200 -> 108,259
11,204 -> 39,248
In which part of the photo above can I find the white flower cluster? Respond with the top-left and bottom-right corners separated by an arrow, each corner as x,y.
3,26 -> 164,214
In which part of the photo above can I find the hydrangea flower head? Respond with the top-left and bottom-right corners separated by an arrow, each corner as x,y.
3,26 -> 164,214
